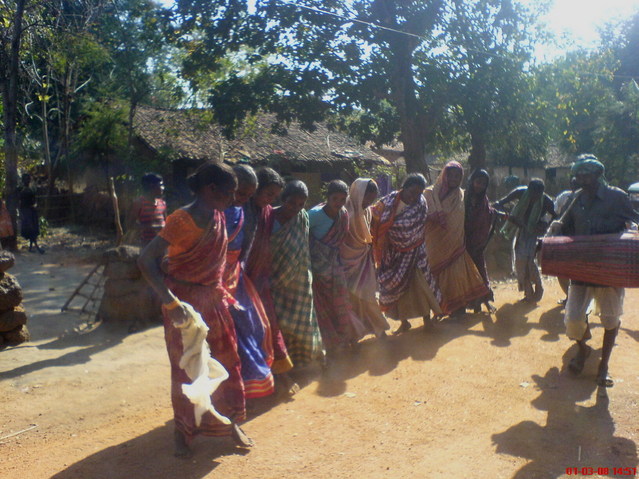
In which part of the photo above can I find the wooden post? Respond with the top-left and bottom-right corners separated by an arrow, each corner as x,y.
108,177 -> 123,246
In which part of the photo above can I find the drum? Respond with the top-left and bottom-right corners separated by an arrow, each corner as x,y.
540,232 -> 639,288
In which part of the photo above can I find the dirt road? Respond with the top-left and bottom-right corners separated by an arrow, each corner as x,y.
1,250 -> 638,479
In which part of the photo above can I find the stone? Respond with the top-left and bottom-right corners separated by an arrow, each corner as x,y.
0,251 -> 16,273
3,324 -> 30,346
104,261 -> 142,280
0,273 -> 23,313
102,245 -> 140,263
0,307 -> 27,332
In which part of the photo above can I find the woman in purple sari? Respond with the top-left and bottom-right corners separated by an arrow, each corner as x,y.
371,174 -> 443,334
308,180 -> 367,355
464,169 -> 499,313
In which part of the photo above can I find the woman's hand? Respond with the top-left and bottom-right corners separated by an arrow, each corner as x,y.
166,302 -> 190,328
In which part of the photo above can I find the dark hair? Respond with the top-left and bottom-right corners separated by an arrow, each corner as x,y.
528,178 -> 545,193
326,179 -> 348,197
187,162 -> 237,194
281,180 -> 308,201
233,164 -> 258,186
141,172 -> 163,191
402,173 -> 427,190
365,180 -> 379,194
256,167 -> 285,191
465,169 -> 490,211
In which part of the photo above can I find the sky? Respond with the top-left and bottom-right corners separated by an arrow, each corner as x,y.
531,0 -> 639,60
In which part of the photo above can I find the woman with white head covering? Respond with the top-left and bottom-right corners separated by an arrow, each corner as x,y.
340,179 -> 390,338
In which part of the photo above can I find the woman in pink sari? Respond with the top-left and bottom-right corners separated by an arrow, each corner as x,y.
138,162 -> 251,457
309,180 -> 367,355
341,178 -> 389,337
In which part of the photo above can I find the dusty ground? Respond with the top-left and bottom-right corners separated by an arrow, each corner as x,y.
1,233 -> 638,479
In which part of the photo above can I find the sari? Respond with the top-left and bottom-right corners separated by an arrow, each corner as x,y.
270,209 -> 323,365
224,206 -> 275,398
159,209 -> 244,441
371,191 -> 442,320
423,162 -> 490,314
464,170 -> 496,303
341,179 -> 389,335
309,204 -> 367,349
244,201 -> 294,373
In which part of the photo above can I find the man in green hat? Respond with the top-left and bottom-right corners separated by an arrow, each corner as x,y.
552,153 -> 638,387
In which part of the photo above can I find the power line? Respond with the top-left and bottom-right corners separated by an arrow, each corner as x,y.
271,0 -> 638,81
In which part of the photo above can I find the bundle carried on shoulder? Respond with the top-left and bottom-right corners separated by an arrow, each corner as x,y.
540,231 -> 639,288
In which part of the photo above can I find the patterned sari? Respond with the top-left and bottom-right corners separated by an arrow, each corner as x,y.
244,201 -> 294,373
270,209 -> 323,365
159,209 -> 244,441
371,191 -> 442,320
224,206 -> 275,398
423,163 -> 490,313
309,204 -> 367,349
341,179 -> 389,335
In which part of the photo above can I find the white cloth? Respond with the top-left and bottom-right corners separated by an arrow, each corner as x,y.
177,302 -> 231,426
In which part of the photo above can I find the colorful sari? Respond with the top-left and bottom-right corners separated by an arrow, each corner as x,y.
341,179 -> 389,335
224,206 -> 275,398
244,201 -> 294,373
159,209 -> 244,441
371,191 -> 442,320
270,209 -> 323,365
464,170 -> 496,303
309,204 -> 367,349
423,162 -> 490,314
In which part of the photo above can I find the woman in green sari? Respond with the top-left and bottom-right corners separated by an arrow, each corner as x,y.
271,180 -> 324,366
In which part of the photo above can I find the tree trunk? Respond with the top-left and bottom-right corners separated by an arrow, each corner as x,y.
371,0 -> 438,177
468,133 -> 487,172
1,0 -> 28,250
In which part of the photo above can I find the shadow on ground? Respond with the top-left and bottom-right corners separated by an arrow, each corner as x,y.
0,322 -> 131,379
492,352 -> 638,478
49,421 -> 247,479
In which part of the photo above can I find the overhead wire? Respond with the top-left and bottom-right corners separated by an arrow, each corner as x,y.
270,0 -> 638,81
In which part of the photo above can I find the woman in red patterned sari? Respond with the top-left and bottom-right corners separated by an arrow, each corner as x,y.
244,168 -> 297,395
309,180 -> 366,354
138,162 -> 251,457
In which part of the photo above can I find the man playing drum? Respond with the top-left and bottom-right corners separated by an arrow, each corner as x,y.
551,154 -> 638,387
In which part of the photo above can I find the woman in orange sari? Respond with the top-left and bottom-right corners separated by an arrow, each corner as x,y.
423,161 -> 490,316
138,162 -> 251,457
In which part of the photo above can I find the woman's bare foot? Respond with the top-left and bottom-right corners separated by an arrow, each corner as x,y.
173,429 -> 192,458
231,423 -> 254,448
393,320 -> 411,335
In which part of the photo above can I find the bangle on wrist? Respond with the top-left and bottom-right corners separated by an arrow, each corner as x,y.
164,298 -> 181,310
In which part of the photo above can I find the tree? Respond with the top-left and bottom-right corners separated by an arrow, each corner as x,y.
1,0 -> 29,245
442,0 -> 545,170
171,0 -> 544,173
96,0 -> 180,151
172,0 -> 448,172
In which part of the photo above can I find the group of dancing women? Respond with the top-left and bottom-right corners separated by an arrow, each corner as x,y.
138,160 -> 501,456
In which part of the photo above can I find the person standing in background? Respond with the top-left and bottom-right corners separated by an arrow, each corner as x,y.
127,173 -> 167,246
18,173 -> 44,254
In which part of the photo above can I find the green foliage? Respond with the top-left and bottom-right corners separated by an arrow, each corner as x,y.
38,215 -> 49,238
74,101 -> 129,163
